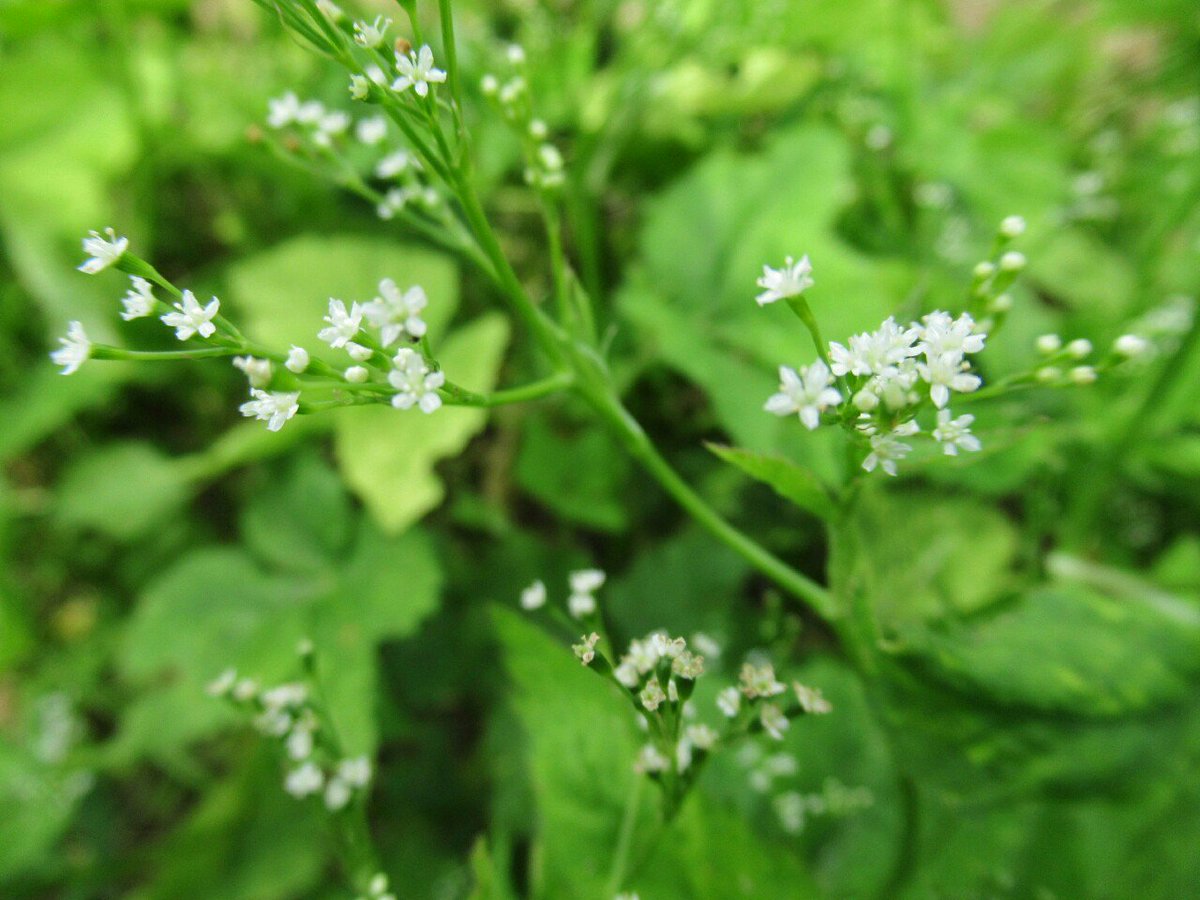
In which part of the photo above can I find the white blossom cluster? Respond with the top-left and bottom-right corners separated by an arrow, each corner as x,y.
207,668 -> 372,812
479,45 -> 565,190
353,873 -> 397,900
760,297 -> 989,474
518,568 -> 606,619
716,662 -> 831,742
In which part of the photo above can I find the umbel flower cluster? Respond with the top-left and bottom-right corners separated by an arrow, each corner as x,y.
52,230 -> 452,430
754,217 -> 1157,477
207,663 -> 372,812
518,570 -> 831,813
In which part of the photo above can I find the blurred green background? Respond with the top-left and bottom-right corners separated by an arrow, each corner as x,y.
2,0 -> 1199,897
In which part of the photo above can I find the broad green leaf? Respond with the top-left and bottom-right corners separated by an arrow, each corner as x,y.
335,313 -> 511,533
515,418 -> 631,532
224,234 -> 459,360
492,607 -> 640,900
55,442 -> 191,541
0,742 -> 92,881
707,443 -> 837,521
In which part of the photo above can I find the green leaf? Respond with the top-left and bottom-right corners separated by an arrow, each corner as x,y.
515,418 -> 631,532
0,742 -> 92,881
707,443 -> 836,521
335,313 -> 511,534
55,442 -> 191,541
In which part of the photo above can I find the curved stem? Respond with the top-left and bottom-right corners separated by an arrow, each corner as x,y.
442,371 -> 575,407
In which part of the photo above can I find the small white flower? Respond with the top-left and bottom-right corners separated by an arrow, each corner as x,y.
355,116 -> 387,145
295,99 -> 325,125
388,347 -> 444,413
239,390 -> 300,432
267,92 -> 302,128
793,682 -> 832,714
344,342 -> 372,363
862,431 -> 912,477
614,659 -> 640,688
740,662 -> 787,699
261,683 -> 307,710
529,118 -> 548,139
78,227 -> 128,274
686,724 -> 718,750
919,311 -> 986,359
161,290 -> 220,341
999,251 -> 1026,272
506,44 -> 526,66
376,188 -> 408,220
755,254 -> 814,306
639,677 -> 667,712
520,580 -> 547,610
51,321 -> 91,375
352,15 -> 390,48
284,762 -> 324,798
349,74 -> 371,101
480,74 -> 499,95
1113,333 -> 1150,358
368,875 -> 390,897
570,569 -> 606,594
990,293 -> 1013,313
568,592 -> 596,619
1065,338 -> 1092,359
375,150 -> 419,179
337,756 -> 372,788
999,215 -> 1026,238
233,356 -> 273,388
764,360 -> 842,429
344,365 -> 369,383
634,743 -> 669,774
285,345 -> 310,373
363,279 -> 428,346
318,298 -> 363,348
205,668 -> 238,697
287,724 -> 315,760
973,261 -> 996,280
760,703 -> 789,741
717,686 -> 741,718
919,354 -> 981,408
120,276 -> 156,320
932,409 -> 981,456
1036,366 -> 1063,383
232,678 -> 259,701
572,632 -> 600,666
1036,333 -> 1062,354
1069,365 -> 1097,385
324,777 -> 352,811
392,45 -> 447,99
315,0 -> 343,20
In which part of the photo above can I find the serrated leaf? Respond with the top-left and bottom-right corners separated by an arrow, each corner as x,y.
335,313 -> 511,533
707,443 -> 836,521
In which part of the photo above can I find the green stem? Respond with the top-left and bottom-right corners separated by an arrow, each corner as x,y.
442,371 -> 574,407
91,345 -> 241,362
603,776 -> 645,896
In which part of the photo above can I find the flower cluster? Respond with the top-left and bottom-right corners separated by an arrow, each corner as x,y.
353,873 -> 397,900
207,668 -> 372,812
479,45 -> 565,190
517,568 -> 606,619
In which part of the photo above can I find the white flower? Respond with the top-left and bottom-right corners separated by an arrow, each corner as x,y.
1065,338 -> 1092,359
931,409 -> 980,455
568,592 -> 596,619
760,703 -> 789,741
232,678 -> 259,701
324,777 -> 352,811
1070,366 -> 1096,385
161,290 -> 220,340
295,99 -> 325,125
356,116 -> 387,146
572,632 -> 600,666
313,110 -> 351,148
570,569 -> 605,594
318,299 -> 363,348
639,677 -> 666,712
1036,333 -> 1062,354
717,686 -> 741,718
78,227 -> 128,274
344,342 -> 372,363
520,580 -> 547,610
506,44 -> 526,66
1113,333 -> 1150,358
793,682 -> 832,714
285,762 -> 324,798
829,317 -> 920,377
349,74 -> 371,101
267,92 -> 302,128
740,662 -> 787,699
363,280 -> 428,346
344,365 -> 369,383
337,756 -> 372,788
261,683 -> 307,709
51,321 -> 91,375
764,360 -> 842,429
999,215 -> 1026,238
755,255 -> 814,306
480,74 -> 499,95
315,0 -> 343,20
918,354 -> 981,408
634,744 -> 669,774
120,276 -> 156,320
392,45 -> 447,98
287,724 -> 315,760
862,431 -> 913,477
240,390 -> 300,432
205,668 -> 237,697
375,150 -> 419,179
999,251 -> 1026,272
233,356 -> 273,388
918,311 -> 986,359
285,346 -> 310,373
376,188 -> 408,220
686,724 -> 718,750
614,659 -> 640,688
353,15 -> 390,48
388,347 -> 444,413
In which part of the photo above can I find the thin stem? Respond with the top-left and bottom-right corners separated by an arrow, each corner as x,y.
442,371 -> 575,407
603,775 -> 645,897
91,345 -> 241,362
